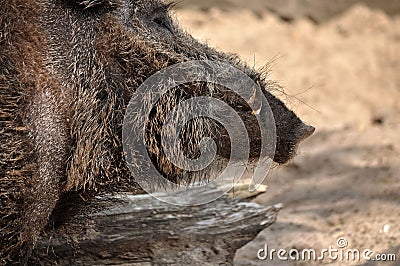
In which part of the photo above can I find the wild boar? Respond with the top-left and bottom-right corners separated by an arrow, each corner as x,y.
0,0 -> 314,263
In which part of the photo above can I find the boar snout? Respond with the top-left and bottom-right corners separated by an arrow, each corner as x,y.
274,119 -> 315,164
258,88 -> 315,164
297,124 -> 316,142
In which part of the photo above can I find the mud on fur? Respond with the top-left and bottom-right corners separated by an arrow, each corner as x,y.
0,0 -> 315,263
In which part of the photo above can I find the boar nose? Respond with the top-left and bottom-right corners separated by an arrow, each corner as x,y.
296,123 -> 315,143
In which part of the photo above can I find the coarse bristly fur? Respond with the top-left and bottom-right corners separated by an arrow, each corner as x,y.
0,0 -> 315,264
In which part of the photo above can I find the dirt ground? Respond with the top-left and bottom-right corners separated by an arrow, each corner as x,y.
175,4 -> 400,265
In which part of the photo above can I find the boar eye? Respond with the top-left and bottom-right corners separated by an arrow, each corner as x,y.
153,16 -> 174,35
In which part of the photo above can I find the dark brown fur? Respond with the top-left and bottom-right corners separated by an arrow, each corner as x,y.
0,0 -> 314,263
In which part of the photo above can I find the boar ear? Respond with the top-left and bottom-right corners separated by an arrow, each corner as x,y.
71,0 -> 121,9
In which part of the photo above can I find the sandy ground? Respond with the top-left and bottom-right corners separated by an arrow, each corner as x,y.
175,4 -> 400,265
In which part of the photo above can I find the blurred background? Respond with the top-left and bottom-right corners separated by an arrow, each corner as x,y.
174,1 -> 400,265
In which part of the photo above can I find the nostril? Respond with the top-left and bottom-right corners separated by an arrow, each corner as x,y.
297,123 -> 315,142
